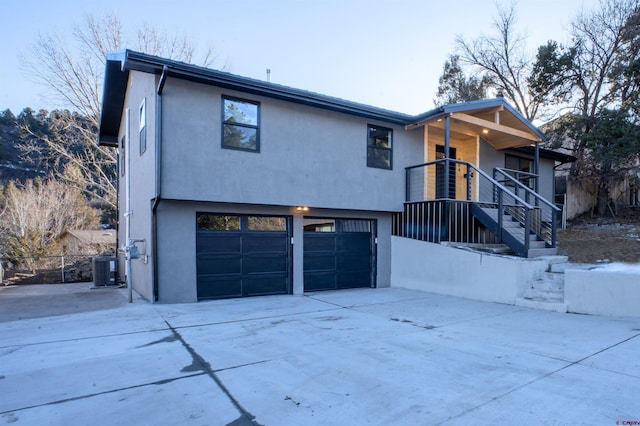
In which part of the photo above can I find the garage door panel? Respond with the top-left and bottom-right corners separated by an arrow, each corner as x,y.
337,234 -> 371,252
243,235 -> 288,253
337,254 -> 370,271
304,235 -> 336,251
197,235 -> 241,253
303,253 -> 336,271
197,276 -> 242,299
196,255 -> 241,275
338,271 -> 371,289
244,275 -> 289,296
243,254 -> 289,274
304,271 -> 337,292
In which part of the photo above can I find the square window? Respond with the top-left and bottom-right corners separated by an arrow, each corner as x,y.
222,97 -> 260,152
367,125 -> 392,169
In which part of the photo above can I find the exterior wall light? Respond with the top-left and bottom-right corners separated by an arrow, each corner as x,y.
296,206 -> 309,212
482,129 -> 489,134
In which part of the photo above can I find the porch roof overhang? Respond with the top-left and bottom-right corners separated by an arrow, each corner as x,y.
405,98 -> 546,149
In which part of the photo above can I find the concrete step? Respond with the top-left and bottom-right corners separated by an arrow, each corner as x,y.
522,288 -> 564,302
515,297 -> 568,313
527,247 -> 558,258
533,272 -> 564,290
529,240 -> 547,249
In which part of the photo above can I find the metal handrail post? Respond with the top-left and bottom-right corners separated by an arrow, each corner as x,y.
524,208 -> 531,254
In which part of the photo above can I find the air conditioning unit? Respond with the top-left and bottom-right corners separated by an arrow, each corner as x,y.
93,256 -> 116,286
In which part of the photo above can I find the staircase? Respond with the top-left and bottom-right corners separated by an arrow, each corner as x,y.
470,204 -> 557,258
515,258 -> 602,312
516,256 -> 568,312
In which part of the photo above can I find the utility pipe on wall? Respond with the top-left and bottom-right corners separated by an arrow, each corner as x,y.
124,108 -> 133,303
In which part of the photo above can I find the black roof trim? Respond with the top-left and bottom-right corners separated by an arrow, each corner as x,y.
98,50 -> 548,147
99,50 -> 416,145
508,146 -> 577,164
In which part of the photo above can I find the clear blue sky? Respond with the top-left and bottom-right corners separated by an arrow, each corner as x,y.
0,0 -> 598,115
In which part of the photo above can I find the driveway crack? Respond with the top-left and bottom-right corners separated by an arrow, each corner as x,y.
164,321 -> 264,426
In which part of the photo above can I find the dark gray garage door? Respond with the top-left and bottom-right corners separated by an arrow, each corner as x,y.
196,214 -> 292,300
303,218 -> 375,292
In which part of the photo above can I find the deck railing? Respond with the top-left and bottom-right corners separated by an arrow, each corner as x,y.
400,159 -> 559,254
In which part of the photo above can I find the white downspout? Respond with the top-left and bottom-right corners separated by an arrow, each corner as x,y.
124,108 -> 133,303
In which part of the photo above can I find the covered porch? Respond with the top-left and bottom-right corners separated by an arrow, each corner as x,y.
394,98 -> 560,258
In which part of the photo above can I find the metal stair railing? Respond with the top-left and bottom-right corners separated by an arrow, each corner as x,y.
405,159 -> 557,254
493,167 -> 560,247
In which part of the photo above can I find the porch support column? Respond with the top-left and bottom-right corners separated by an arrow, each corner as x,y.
444,115 -> 450,199
534,141 -> 540,196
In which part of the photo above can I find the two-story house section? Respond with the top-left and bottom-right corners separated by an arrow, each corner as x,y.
98,50 -> 574,303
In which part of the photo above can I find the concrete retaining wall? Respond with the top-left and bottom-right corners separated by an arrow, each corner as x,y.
565,267 -> 640,317
390,237 -> 549,304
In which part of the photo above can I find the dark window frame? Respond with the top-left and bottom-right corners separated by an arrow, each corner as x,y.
505,154 -> 535,189
139,98 -> 147,155
196,213 -> 290,233
222,96 -> 260,153
120,135 -> 126,176
367,124 -> 393,170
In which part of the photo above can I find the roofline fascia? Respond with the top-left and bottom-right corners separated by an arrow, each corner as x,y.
120,50 -> 414,126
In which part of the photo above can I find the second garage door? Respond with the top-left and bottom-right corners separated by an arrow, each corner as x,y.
303,218 -> 376,292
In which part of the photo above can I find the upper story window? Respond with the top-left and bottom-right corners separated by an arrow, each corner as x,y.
222,97 -> 260,152
139,98 -> 147,155
120,136 -> 126,176
367,125 -> 392,169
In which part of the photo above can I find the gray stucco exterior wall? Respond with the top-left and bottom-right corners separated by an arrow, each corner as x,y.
159,78 -> 424,212
116,71 -> 158,301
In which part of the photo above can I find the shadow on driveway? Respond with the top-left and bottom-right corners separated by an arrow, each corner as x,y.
0,283 -> 131,322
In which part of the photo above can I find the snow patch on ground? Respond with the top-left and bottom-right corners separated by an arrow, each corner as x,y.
595,262 -> 640,274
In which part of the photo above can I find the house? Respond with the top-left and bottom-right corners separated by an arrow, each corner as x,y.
59,230 -> 116,255
98,50 -> 574,303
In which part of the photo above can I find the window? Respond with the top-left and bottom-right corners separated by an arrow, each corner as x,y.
197,214 -> 240,231
120,136 -> 126,176
367,125 -> 392,169
303,218 -> 336,232
248,216 -> 287,231
505,154 -> 535,189
222,97 -> 259,152
139,98 -> 147,155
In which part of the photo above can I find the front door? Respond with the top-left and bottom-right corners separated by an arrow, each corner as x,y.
436,145 -> 456,199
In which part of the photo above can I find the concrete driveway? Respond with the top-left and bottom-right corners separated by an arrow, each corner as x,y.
0,284 -> 639,425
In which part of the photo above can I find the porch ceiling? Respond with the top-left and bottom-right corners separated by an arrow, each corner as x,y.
408,105 -> 543,150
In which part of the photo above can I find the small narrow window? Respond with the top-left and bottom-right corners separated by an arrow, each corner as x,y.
303,218 -> 336,233
120,136 -> 126,176
367,125 -> 392,169
248,216 -> 287,231
139,98 -> 147,155
222,97 -> 260,152
197,214 -> 240,231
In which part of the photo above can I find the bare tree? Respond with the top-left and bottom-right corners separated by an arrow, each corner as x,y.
0,179 -> 99,270
455,3 -> 540,121
568,0 -> 639,120
20,13 -> 218,210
